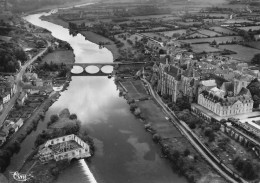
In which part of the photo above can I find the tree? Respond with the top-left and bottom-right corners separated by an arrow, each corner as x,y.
252,53 -> 260,65
184,149 -> 190,157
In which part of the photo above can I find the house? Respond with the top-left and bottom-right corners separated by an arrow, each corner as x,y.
0,92 -> 10,104
38,134 -> 91,162
0,102 -> 3,112
0,128 -> 9,146
17,92 -> 28,106
12,118 -> 24,132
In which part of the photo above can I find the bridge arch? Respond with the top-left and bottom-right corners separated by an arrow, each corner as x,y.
85,65 -> 100,74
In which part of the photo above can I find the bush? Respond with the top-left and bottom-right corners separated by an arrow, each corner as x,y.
184,149 -> 190,157
47,114 -> 59,127
130,103 -> 137,112
152,133 -> 161,143
6,141 -> 21,154
69,114 -> 77,120
16,133 -> 27,143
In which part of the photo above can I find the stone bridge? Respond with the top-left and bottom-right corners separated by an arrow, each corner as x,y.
66,61 -> 146,75
66,62 -> 146,69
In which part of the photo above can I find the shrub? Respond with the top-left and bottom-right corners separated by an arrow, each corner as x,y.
184,149 -> 190,157
69,114 -> 77,120
152,133 -> 161,143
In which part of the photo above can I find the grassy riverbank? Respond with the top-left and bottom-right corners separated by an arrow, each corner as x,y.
117,78 -> 225,183
22,0 -> 97,14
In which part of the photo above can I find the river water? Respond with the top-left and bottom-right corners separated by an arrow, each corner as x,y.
6,8 -> 187,183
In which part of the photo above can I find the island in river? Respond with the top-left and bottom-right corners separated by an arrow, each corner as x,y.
15,108 -> 94,183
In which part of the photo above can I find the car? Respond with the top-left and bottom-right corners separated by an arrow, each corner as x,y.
165,117 -> 169,120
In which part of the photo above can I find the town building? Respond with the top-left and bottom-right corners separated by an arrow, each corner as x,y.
38,134 -> 91,163
17,92 -> 27,106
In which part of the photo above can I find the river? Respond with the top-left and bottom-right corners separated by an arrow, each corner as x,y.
6,7 -> 187,183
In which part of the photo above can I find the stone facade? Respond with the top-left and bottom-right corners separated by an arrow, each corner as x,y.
197,85 -> 253,117
38,134 -> 91,162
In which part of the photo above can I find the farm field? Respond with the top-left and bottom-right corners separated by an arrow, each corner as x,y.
186,32 -> 208,38
197,29 -> 222,37
160,29 -> 187,37
219,44 -> 260,62
149,27 -> 168,31
191,43 -> 221,53
128,14 -> 172,20
161,16 -> 181,21
238,26 -> 260,31
224,19 -> 253,24
245,41 -> 260,50
177,21 -> 202,26
179,36 -> 244,44
209,27 -> 237,35
43,49 -> 74,64
207,13 -> 229,18
142,33 -> 168,42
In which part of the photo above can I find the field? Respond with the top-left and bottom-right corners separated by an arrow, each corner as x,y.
43,49 -> 74,64
219,44 -> 260,62
177,21 -> 202,26
142,33 -> 168,42
245,41 -> 260,50
160,29 -> 187,37
191,44 -> 221,53
186,32 -> 208,38
121,80 -> 148,99
149,27 -> 168,31
207,13 -> 229,18
238,26 -> 260,32
128,14 -> 172,20
161,16 -> 181,21
224,19 -> 253,24
209,27 -> 237,35
179,36 -> 244,44
197,29 -> 222,37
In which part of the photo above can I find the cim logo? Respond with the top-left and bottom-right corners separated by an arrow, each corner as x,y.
10,171 -> 33,182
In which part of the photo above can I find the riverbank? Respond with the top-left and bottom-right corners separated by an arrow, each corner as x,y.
41,15 -> 120,60
23,0 -> 97,15
117,78 -> 225,183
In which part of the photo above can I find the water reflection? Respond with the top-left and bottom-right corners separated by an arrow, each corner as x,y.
71,66 -> 84,74
85,66 -> 99,74
101,66 -> 113,74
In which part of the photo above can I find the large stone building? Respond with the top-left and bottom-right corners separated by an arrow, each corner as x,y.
38,134 -> 91,162
157,61 -> 182,102
195,80 -> 254,117
157,60 -> 200,102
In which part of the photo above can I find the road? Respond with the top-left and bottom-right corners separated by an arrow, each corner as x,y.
142,79 -> 247,183
0,42 -> 50,127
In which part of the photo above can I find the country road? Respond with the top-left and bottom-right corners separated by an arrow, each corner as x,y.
0,41 -> 51,127
142,78 -> 247,183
